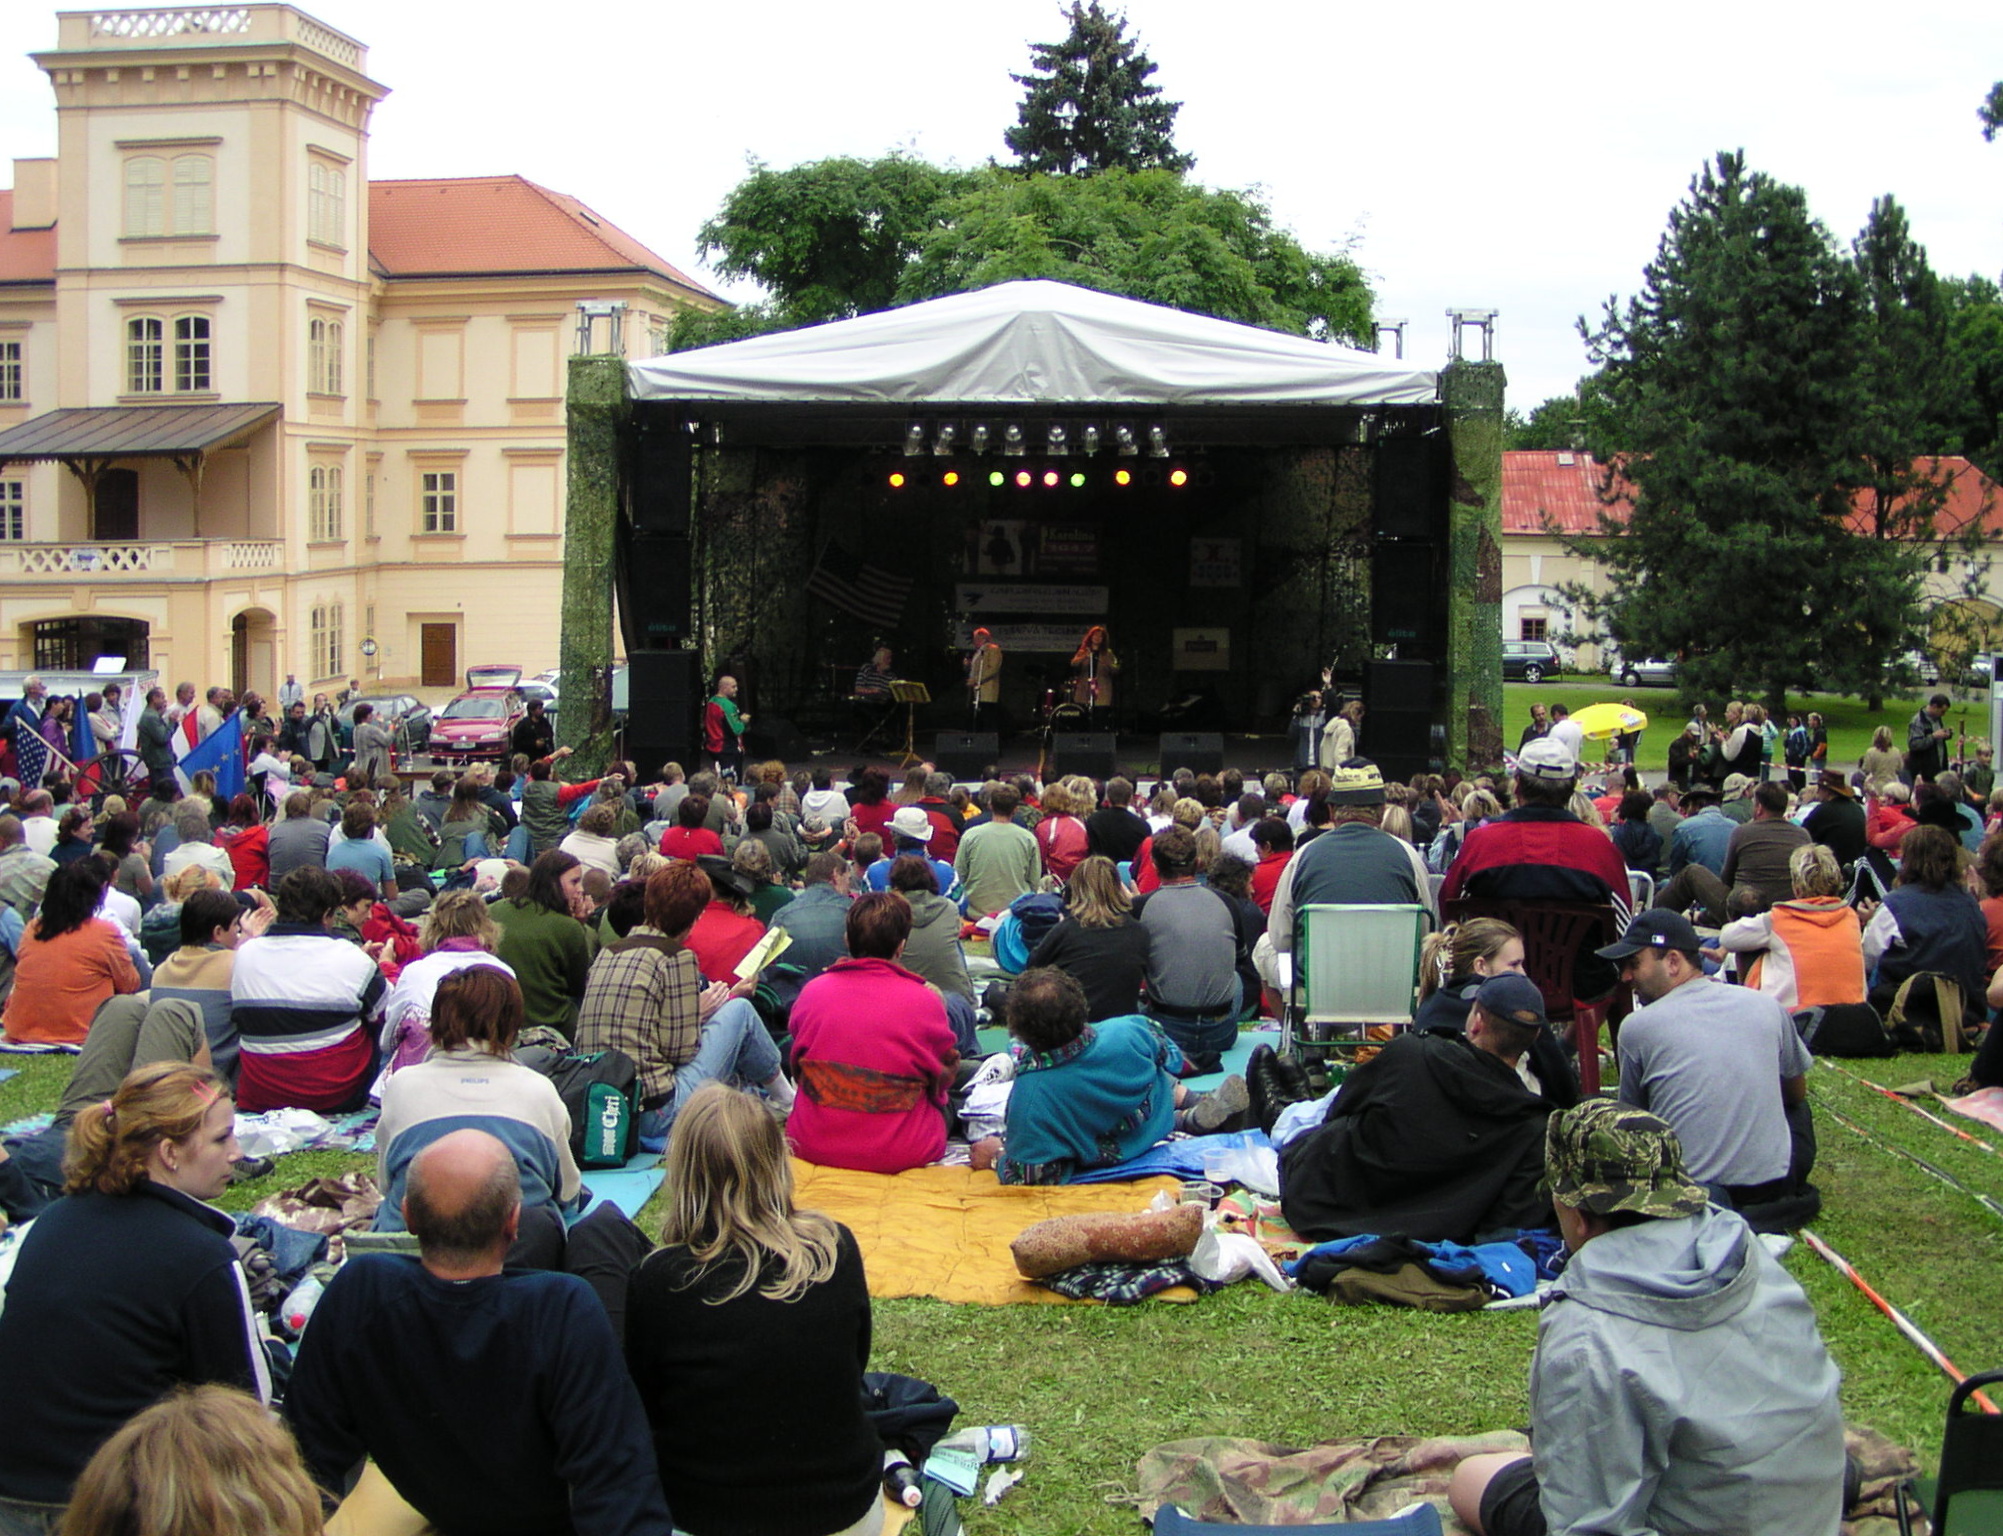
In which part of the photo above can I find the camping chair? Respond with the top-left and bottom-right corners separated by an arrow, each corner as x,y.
1281,903 -> 1431,1069
1899,1369 -> 2003,1536
1154,1501 -> 1443,1536
1439,898 -> 1631,1095
1627,868 -> 1656,911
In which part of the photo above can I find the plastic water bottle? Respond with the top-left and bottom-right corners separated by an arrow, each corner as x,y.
279,1275 -> 324,1335
881,1452 -> 924,1507
936,1425 -> 1031,1464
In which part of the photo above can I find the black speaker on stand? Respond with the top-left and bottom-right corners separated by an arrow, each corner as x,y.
1158,731 -> 1224,776
1053,732 -> 1117,780
934,732 -> 998,781
626,651 -> 701,773
1362,659 -> 1437,782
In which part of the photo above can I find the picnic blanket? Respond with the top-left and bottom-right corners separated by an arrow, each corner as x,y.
790,1159 -> 1191,1305
1137,1425 -> 1918,1535
1943,1084 -> 2003,1136
972,1026 -> 1264,1095
576,1150 -> 666,1222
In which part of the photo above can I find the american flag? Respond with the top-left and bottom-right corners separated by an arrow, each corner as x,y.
804,542 -> 913,629
12,721 -> 46,789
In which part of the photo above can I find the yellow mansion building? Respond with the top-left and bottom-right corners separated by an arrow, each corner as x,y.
0,5 -> 719,698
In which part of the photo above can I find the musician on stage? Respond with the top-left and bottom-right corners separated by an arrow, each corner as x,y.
966,628 -> 1003,732
853,646 -> 896,698
1069,626 -> 1119,732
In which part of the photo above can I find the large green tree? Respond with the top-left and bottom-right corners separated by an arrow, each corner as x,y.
1567,151 -> 1922,710
1502,378 -> 1618,451
1944,274 -> 2003,472
1981,81 -> 2003,141
1004,2 -> 1192,176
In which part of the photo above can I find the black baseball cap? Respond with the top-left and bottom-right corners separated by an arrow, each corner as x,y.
1594,907 -> 1701,961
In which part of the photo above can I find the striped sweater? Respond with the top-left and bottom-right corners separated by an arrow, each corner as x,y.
229,925 -> 386,1113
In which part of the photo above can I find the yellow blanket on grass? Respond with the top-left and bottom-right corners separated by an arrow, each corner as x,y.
790,1159 -> 1193,1306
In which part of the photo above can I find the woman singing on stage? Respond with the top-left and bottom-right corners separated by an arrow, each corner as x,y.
1069,626 -> 1120,732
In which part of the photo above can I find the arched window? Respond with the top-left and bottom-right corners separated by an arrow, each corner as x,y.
308,161 -> 347,246
127,316 -> 163,394
325,466 -> 343,540
173,314 -> 210,392
123,157 -> 165,237
171,155 -> 213,236
324,320 -> 343,395
309,465 -> 327,541
308,317 -> 326,393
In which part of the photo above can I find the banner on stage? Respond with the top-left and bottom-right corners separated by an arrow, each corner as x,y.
1189,537 -> 1242,588
955,582 -> 1109,616
953,622 -> 1078,653
1172,628 -> 1232,671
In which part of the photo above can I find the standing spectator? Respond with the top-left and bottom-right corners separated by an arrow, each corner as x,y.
1518,701 -> 1550,749
1907,693 -> 1954,783
230,866 -> 386,1113
510,697 -> 555,763
491,850 -> 596,1038
1860,724 -> 1905,789
348,702 -> 395,784
1,860 -> 141,1046
1318,698 -> 1365,769
703,674 -> 749,781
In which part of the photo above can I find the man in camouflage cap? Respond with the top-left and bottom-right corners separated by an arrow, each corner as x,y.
1449,1100 -> 1845,1536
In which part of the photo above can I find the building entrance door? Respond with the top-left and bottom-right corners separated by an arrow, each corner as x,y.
420,622 -> 456,688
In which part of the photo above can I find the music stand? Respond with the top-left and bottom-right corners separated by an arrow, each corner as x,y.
890,679 -> 930,767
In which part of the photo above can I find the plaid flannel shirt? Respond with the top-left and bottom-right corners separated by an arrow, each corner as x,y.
575,927 -> 703,1105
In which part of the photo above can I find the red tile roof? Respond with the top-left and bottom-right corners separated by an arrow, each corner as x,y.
1502,450 -> 2003,541
0,193 -> 57,286
367,176 -> 715,297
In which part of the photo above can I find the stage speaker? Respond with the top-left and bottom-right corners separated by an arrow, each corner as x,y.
629,421 -> 693,536
625,650 -> 700,773
1371,433 -> 1449,539
621,534 -> 694,650
1371,539 -> 1440,656
1158,731 -> 1224,776
1054,732 -> 1117,780
934,732 -> 998,781
1363,659 -> 1437,782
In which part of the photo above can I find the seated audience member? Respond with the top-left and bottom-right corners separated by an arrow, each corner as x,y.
627,1084 -> 880,1536
213,794 -> 270,891
1863,824 -> 1988,1040
1719,780 -> 1811,912
492,849 -> 596,1038
152,887 -> 268,1082
786,892 -> 958,1174
1865,779 -> 1917,854
266,791 -> 332,883
230,866 -> 387,1113
432,776 -> 501,873
325,801 -> 396,900
886,854 -> 978,1055
658,792 -> 727,862
733,837 -> 793,924
1247,816 -> 1295,915
287,1130 -> 672,1535
954,783 -> 1041,916
50,805 -> 95,868
1606,909 -> 1815,1210
0,811 -> 56,919
576,862 -> 792,1149
1132,796 -> 1205,895
375,890 -> 515,1082
1801,770 -> 1868,871
1026,855 -> 1152,1021
864,806 -> 959,903
1608,789 -> 1662,874
1085,775 -> 1150,864
971,969 -> 1247,1184
1133,827 -> 1251,1073
1411,918 -> 1579,1110
686,854 -> 767,983
800,765 -> 850,829
1977,831 -> 2003,974
768,852 -> 855,1010
1,859 -> 141,1046
373,967 -> 581,1263
845,767 -> 895,841
0,1064 -> 267,1523
1270,760 -> 1436,953
560,802 -> 624,882
1449,1101 -> 1845,1536
1279,973 -> 1557,1242
1715,843 -> 1866,1011
61,1385 -> 321,1536
1033,780 -> 1090,884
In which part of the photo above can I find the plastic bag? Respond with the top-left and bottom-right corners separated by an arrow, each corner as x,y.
1189,1228 -> 1292,1292
1191,1141 -> 1281,1196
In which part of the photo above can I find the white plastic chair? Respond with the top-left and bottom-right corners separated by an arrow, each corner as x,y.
1282,903 -> 1431,1061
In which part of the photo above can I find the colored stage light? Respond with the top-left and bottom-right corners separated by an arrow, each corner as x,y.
1114,468 -> 1132,486
941,470 -> 960,487
1168,467 -> 1188,487
1069,472 -> 1086,488
888,470 -> 907,489
1042,469 -> 1060,488
1014,470 -> 1032,488
989,470 -> 1005,487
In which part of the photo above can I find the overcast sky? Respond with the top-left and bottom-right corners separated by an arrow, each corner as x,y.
4,1 -> 1999,408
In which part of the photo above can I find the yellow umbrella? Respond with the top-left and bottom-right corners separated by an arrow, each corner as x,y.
1568,702 -> 1649,741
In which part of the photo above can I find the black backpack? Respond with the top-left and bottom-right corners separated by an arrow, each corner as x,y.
1794,1003 -> 1897,1059
544,1048 -> 641,1168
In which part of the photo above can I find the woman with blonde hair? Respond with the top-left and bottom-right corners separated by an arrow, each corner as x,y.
1412,918 -> 1578,1108
0,1064 -> 266,1525
374,889 -> 514,1084
1716,843 -> 1865,1010
1133,795 -> 1208,894
1026,854 -> 1152,1020
60,1385 -> 319,1536
626,1083 -> 882,1536
1861,724 -> 1904,788
1033,779 -> 1088,884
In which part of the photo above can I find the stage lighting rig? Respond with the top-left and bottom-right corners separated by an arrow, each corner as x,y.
1081,424 -> 1101,455
969,423 -> 990,455
1168,466 -> 1189,488
932,422 -> 958,456
1114,424 -> 1138,456
1046,423 -> 1067,455
1002,424 -> 1026,456
903,423 -> 926,457
1041,468 -> 1060,488
941,469 -> 961,487
887,470 -> 908,489
1014,469 -> 1032,488
1114,467 -> 1133,487
988,470 -> 1005,487
1148,425 -> 1170,458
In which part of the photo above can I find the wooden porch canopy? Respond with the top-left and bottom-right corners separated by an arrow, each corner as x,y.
0,402 -> 280,535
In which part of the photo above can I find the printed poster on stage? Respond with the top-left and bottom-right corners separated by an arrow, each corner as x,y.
972,520 -> 1030,576
1173,628 -> 1231,671
955,583 -> 1109,616
953,622 -> 1078,653
1035,524 -> 1100,576
1189,537 -> 1242,588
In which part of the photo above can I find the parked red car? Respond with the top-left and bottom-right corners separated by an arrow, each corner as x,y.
427,665 -> 527,761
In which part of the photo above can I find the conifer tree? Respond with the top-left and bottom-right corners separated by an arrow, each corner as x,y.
1004,3 -> 1193,176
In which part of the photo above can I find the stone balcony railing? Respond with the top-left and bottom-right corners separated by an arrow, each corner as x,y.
65,7 -> 367,70
0,541 -> 283,580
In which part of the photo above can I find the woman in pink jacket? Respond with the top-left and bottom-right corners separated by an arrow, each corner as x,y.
786,892 -> 958,1173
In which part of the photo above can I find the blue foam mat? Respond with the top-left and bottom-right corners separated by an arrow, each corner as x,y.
1069,1127 -> 1275,1184
574,1150 -> 665,1222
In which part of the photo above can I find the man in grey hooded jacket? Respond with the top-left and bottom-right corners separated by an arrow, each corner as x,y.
1450,1099 -> 1846,1536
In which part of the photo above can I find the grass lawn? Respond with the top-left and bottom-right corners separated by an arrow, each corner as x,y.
1503,680 -> 1994,779
6,1046 -> 1998,1533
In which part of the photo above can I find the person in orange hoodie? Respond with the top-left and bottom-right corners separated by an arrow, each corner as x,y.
2,858 -> 141,1046
1711,843 -> 1865,1011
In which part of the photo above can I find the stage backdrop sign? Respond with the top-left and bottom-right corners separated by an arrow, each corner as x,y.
1036,524 -> 1100,576
1189,537 -> 1243,588
1173,628 -> 1232,671
974,520 -> 1031,577
955,583 -> 1109,616
955,622 -> 1077,653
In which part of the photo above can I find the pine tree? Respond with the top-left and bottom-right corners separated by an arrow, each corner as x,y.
1567,152 -> 1921,709
1004,3 -> 1193,176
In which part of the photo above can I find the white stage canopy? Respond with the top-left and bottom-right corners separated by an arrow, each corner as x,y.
627,280 -> 1436,409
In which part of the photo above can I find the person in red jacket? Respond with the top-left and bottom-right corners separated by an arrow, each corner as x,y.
658,794 -> 726,861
